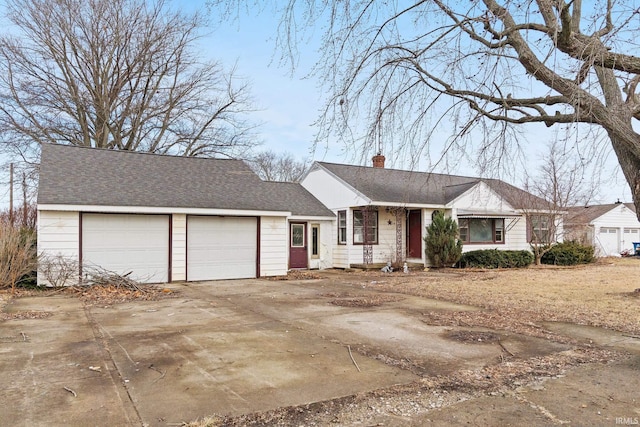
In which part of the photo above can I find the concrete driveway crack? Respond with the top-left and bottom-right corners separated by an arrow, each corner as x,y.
83,305 -> 144,426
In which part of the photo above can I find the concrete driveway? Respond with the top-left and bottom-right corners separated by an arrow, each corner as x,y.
0,275 -> 637,426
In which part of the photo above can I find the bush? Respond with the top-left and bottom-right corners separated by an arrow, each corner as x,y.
457,249 -> 534,268
424,211 -> 463,267
0,224 -> 37,291
540,241 -> 595,266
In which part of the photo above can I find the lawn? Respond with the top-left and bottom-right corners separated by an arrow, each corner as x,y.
372,257 -> 640,336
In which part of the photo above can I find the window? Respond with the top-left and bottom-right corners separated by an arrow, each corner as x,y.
337,210 -> 347,244
311,224 -> 319,257
291,223 -> 305,247
530,215 -> 551,243
494,219 -> 504,243
458,218 -> 505,244
353,209 -> 378,244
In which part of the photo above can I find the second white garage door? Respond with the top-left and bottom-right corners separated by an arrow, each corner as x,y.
187,216 -> 257,281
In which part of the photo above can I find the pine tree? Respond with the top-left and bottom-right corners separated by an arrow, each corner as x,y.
425,211 -> 463,268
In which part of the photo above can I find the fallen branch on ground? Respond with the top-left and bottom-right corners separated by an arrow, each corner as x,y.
347,345 -> 361,372
149,364 -> 166,383
498,340 -> 515,357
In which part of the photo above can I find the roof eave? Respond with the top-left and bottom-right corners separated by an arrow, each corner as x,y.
37,204 -> 292,217
288,215 -> 335,221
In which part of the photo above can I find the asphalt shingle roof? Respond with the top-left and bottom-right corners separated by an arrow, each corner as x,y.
316,162 -> 546,208
38,144 -> 333,217
566,203 -> 637,225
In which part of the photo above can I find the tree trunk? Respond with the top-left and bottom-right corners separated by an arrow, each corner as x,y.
609,135 -> 640,220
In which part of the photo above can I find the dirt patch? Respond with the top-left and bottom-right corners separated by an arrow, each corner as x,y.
268,270 -> 322,280
443,329 -> 501,343
325,292 -> 404,307
421,310 -> 576,344
620,288 -> 640,298
0,310 -> 53,321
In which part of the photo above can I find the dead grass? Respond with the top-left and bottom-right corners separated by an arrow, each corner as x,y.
368,257 -> 640,335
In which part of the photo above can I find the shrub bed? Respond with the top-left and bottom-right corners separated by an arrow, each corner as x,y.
540,241 -> 595,266
457,249 -> 534,268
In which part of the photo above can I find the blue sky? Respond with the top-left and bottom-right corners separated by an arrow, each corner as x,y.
0,0 -> 633,208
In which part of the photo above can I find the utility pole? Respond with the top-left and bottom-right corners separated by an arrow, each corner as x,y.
22,171 -> 27,227
9,163 -> 13,226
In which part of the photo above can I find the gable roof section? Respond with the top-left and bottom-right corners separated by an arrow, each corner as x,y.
261,182 -> 335,217
481,178 -> 550,210
566,203 -> 637,225
315,162 -> 546,208
38,144 -> 332,217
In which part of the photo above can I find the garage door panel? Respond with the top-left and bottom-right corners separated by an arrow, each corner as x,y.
187,216 -> 257,281
598,227 -> 619,257
82,214 -> 169,283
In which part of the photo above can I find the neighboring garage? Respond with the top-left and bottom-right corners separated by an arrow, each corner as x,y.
186,216 -> 257,281
81,213 -> 170,283
566,202 -> 640,257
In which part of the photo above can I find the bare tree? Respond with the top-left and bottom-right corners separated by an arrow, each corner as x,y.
0,223 -> 37,292
212,1 -> 640,215
0,0 -> 257,163
246,150 -> 308,182
518,140 -> 596,264
0,203 -> 37,230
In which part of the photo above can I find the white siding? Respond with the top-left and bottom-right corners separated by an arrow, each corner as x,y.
301,168 -> 369,210
505,217 -> 530,250
333,243 -> 350,269
172,214 -> 187,281
319,221 -> 333,269
308,220 -> 333,270
452,181 -> 515,212
260,216 -> 288,277
377,209 -> 404,264
37,210 -> 80,286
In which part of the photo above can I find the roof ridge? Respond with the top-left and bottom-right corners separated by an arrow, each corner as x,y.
316,160 -> 493,181
42,142 -> 242,162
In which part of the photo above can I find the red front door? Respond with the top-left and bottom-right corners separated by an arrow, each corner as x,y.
289,222 -> 308,268
407,210 -> 422,258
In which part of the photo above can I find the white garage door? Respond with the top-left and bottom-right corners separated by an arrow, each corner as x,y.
187,216 -> 257,281
598,227 -> 619,256
82,214 -> 170,283
623,228 -> 640,253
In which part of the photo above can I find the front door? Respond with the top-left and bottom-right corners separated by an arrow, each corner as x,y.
407,210 -> 422,258
289,222 -> 308,268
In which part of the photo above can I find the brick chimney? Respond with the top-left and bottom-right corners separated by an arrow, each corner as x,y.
372,154 -> 385,168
